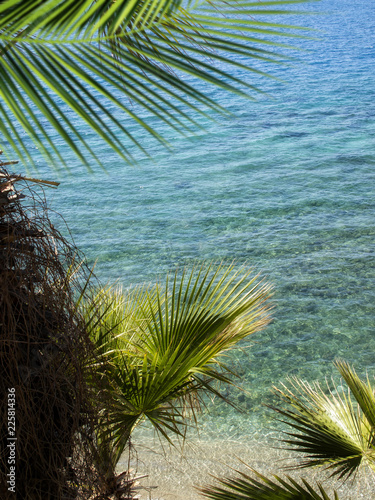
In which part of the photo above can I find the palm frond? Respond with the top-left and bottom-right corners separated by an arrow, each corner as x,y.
335,360 -> 375,432
80,263 -> 272,466
270,367 -> 375,479
0,0 -> 316,169
0,0 -> 183,39
199,467 -> 340,500
131,263 -> 272,372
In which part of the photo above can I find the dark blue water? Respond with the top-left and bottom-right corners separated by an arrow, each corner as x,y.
34,0 -> 375,436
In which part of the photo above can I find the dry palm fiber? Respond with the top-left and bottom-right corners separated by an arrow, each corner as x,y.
0,163 -> 101,499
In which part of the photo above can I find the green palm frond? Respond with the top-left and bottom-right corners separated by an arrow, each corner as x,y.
270,365 -> 375,479
79,263 -> 272,466
133,263 -> 272,359
0,0 -> 316,169
199,467 -> 340,500
199,362 -> 375,500
0,0 -> 183,39
335,360 -> 375,431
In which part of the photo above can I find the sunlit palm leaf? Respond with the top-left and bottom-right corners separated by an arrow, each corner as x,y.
80,263 -> 272,465
0,0 -> 314,40
79,283 -> 156,371
336,360 -> 375,431
0,0 -> 182,38
270,366 -> 375,479
0,0 -> 315,169
199,467 -> 340,500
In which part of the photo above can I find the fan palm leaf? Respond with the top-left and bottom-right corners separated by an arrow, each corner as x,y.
335,360 -> 375,431
198,361 -> 375,500
199,466 -> 340,500
79,263 -> 272,467
270,363 -> 375,479
0,0 -> 315,169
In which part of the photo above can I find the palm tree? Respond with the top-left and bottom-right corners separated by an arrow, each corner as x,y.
199,361 -> 375,499
78,263 -> 272,497
0,0 -> 313,171
0,2 -> 315,497
0,167 -> 102,499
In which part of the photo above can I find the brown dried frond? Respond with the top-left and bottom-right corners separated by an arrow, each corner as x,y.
0,164 -> 103,499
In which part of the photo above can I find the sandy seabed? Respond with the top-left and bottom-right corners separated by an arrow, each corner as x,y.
117,435 -> 375,500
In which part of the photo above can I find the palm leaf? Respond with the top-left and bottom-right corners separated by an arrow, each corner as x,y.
335,360 -> 375,431
131,263 -> 272,371
80,263 -> 272,466
199,466 -> 340,500
270,367 -> 375,479
0,0 -> 182,38
0,0 -> 316,169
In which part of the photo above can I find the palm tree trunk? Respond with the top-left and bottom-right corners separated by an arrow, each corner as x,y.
0,159 -> 98,499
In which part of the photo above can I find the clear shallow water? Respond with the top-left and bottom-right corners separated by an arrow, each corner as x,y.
33,0 -> 375,435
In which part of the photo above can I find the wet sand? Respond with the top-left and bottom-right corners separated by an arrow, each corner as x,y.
118,436 -> 375,500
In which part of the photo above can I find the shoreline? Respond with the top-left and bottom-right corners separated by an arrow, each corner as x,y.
118,435 -> 375,500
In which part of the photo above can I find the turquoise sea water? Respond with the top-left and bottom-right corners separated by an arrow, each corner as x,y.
35,0 -> 375,435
